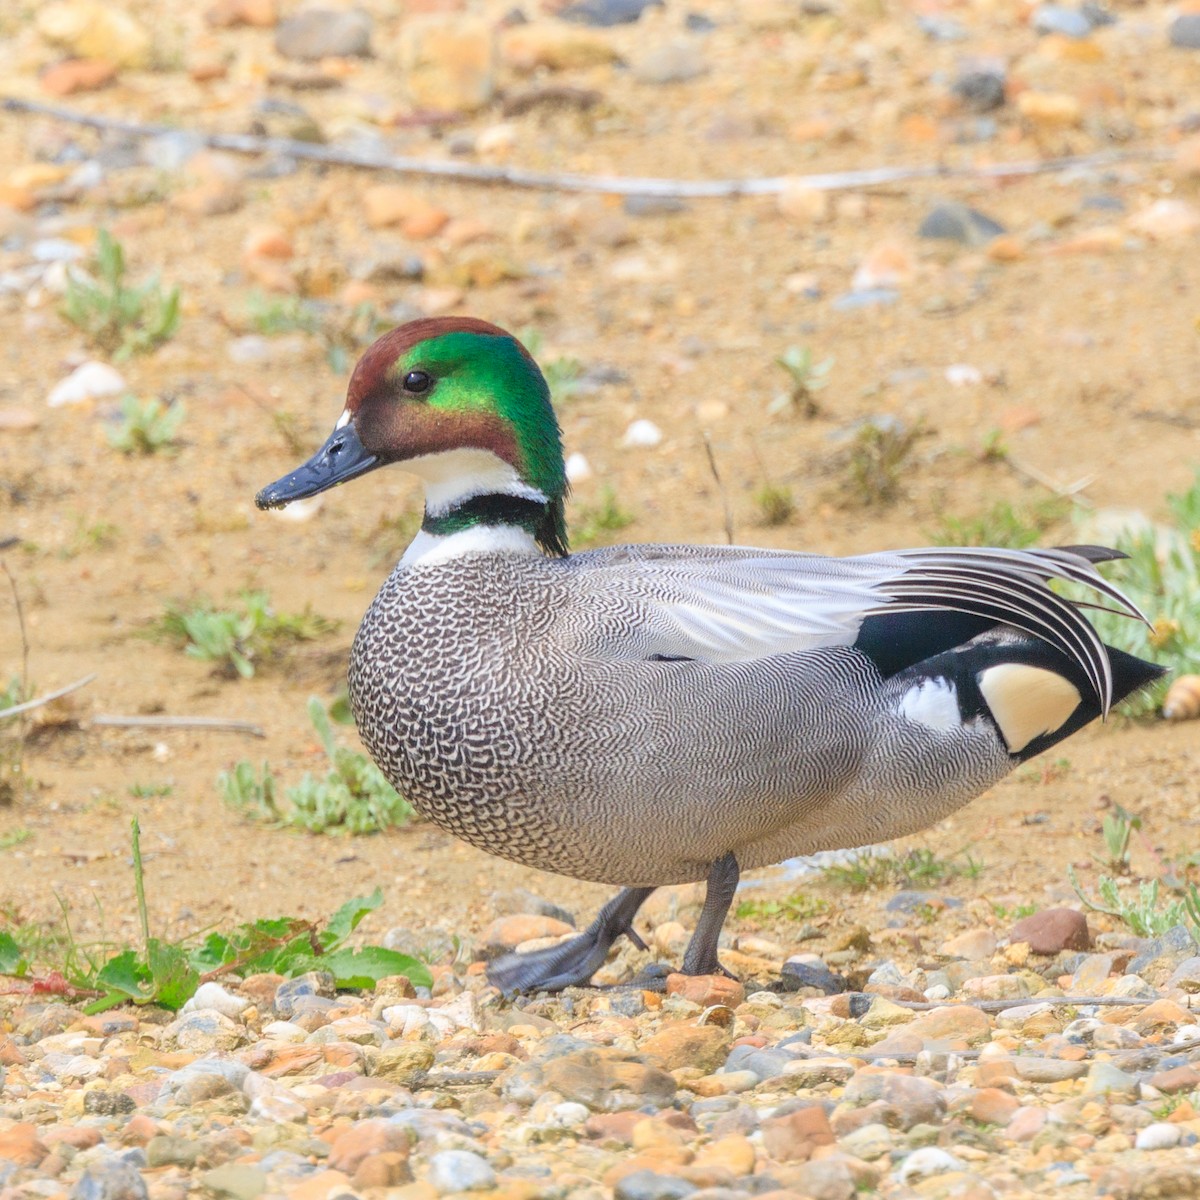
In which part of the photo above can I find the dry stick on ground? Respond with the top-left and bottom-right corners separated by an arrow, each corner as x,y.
1,96 -> 1172,198
91,714 -> 266,736
701,432 -> 736,546
891,994 -> 1196,1012
0,673 -> 97,721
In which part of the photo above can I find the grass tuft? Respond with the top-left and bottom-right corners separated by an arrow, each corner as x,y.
822,846 -> 983,891
929,496 -> 1071,549
61,230 -> 181,359
221,698 -> 414,834
573,488 -> 634,547
107,394 -> 186,455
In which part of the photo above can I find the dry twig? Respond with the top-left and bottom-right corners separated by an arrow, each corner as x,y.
0,673 -> 97,721
0,97 -> 1171,198
91,714 -> 266,737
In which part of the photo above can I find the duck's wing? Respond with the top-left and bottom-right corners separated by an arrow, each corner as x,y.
567,543 -> 1149,713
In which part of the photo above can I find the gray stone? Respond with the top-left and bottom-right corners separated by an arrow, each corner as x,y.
274,9 -> 372,61
82,1091 -> 136,1116
1085,1061 -> 1139,1097
952,70 -> 1006,112
1168,956 -> 1200,992
632,41 -> 706,84
785,1159 -> 856,1200
146,1137 -> 199,1169
831,288 -> 898,311
273,972 -> 336,1017
70,1161 -> 149,1200
842,1073 -> 944,1130
562,0 -> 662,26
199,1165 -> 268,1200
1032,5 -> 1093,37
614,1171 -> 697,1200
1013,1057 -> 1088,1083
1169,14 -> 1200,48
885,891 -> 962,914
918,202 -> 1006,246
427,1150 -> 495,1194
780,959 -> 845,994
723,1045 -> 798,1081
839,1122 -> 895,1160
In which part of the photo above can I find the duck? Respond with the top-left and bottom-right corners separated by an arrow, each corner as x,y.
256,316 -> 1164,994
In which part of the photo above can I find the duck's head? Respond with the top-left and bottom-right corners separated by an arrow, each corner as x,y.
256,317 -> 568,557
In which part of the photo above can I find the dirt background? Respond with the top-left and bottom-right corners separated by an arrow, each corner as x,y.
1,0 -> 1199,959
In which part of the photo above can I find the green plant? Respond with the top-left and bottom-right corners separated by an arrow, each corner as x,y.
1099,804 -> 1140,874
63,518 -> 120,558
221,698 -> 414,834
60,230 -> 181,358
768,346 -> 833,417
516,328 -> 584,405
128,782 -> 172,799
845,420 -> 922,506
573,488 -> 634,547
1066,472 -> 1200,716
822,846 -> 983,891
245,291 -> 321,337
0,818 -> 431,1014
0,828 -> 31,850
753,483 -> 795,527
992,902 -> 1037,920
929,497 -> 1071,550
735,892 -> 829,921
1068,867 -> 1200,941
159,591 -> 337,678
107,394 -> 186,455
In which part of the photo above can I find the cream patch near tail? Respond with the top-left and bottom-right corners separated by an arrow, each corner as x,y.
978,663 -> 1082,753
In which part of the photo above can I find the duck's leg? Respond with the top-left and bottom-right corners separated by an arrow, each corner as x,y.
487,886 -> 655,995
679,851 -> 740,978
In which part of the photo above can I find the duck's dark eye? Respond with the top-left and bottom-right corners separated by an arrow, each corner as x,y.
403,370 -> 432,395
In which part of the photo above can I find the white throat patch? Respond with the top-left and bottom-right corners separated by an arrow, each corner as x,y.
406,448 -> 548,516
401,525 -> 540,567
897,677 -> 961,732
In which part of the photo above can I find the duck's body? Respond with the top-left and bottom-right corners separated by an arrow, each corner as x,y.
258,317 -> 1164,993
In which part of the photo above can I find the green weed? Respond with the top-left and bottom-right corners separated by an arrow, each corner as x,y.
63,518 -> 120,558
0,828 -> 31,850
245,291 -> 321,337
61,230 -> 181,359
221,698 -> 414,835
735,892 -> 829,921
573,488 -> 634,547
128,782 -> 173,799
929,497 -> 1071,550
768,346 -> 833,417
992,902 -> 1037,921
158,591 -> 337,678
0,817 -> 431,1013
517,327 -> 585,405
1099,803 -> 1140,874
107,394 -> 186,455
753,483 -> 795,527
1068,867 -> 1200,941
822,846 -> 983,892
1066,472 -> 1200,716
844,420 -> 923,507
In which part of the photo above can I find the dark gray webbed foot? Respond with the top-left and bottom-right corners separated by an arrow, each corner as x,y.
486,886 -> 654,995
677,851 -> 741,980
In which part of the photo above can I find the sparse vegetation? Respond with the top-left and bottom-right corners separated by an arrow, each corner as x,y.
245,291 -> 321,337
63,518 -> 120,558
128,782 -> 172,799
1068,471 -> 1200,717
1068,869 -> 1200,941
1098,803 -> 1140,874
822,846 -> 983,891
929,497 -> 1071,549
0,828 -> 31,851
573,488 -> 634,547
107,394 -> 186,455
0,818 -> 430,1013
518,328 -> 584,405
735,892 -> 829,921
753,483 -> 795,527
158,591 -> 337,679
768,346 -> 833,417
61,230 -> 181,359
221,698 -> 414,834
844,419 -> 923,507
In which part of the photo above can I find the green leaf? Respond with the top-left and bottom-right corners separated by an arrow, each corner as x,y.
316,946 -> 432,991
323,889 -> 383,945
145,938 -> 200,1011
96,949 -> 152,1000
0,931 -> 27,975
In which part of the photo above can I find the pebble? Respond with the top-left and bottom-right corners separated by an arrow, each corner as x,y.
1169,14 -> 1200,49
562,0 -> 663,25
1010,907 -> 1090,954
952,69 -> 1006,112
398,15 -> 495,114
36,2 -> 151,68
918,201 -> 1005,246
70,1160 -> 149,1200
1032,5 -> 1093,38
274,8 -> 371,61
426,1149 -> 495,1194
897,1147 -> 963,1184
1136,1122 -> 1182,1150
632,40 -> 706,84
47,361 -> 126,408
622,419 -> 663,448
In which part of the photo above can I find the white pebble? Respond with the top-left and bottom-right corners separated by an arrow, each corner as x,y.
270,495 -> 324,523
261,1020 -> 307,1041
897,1147 -> 963,1183
1173,1024 -> 1200,1043
182,982 -> 251,1019
944,363 -> 983,386
565,452 -> 592,483
1136,1122 -> 1182,1150
46,361 -> 126,408
923,984 -> 950,1001
621,419 -> 662,448
549,1101 -> 589,1129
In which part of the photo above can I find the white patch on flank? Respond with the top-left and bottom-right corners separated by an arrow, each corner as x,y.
334,409 -> 352,430
978,663 -> 1082,753
406,448 -> 548,515
897,677 -> 961,732
401,525 -> 540,568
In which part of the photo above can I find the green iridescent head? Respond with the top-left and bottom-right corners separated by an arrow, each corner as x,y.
256,317 -> 569,556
